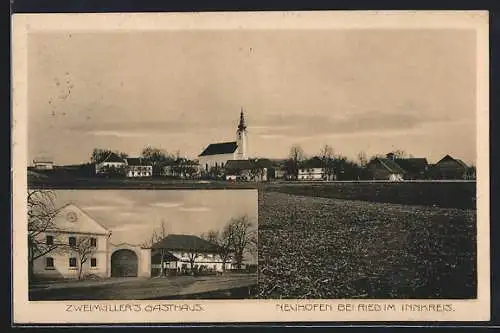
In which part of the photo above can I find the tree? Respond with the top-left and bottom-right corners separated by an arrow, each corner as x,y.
357,151 -> 368,167
186,251 -> 201,274
146,220 -> 169,277
248,166 -> 265,182
226,215 -> 256,269
141,146 -> 174,176
71,236 -> 97,280
387,149 -> 408,159
171,158 -> 200,179
202,228 -> 233,274
27,190 -> 62,281
288,145 -> 305,180
320,144 -> 335,180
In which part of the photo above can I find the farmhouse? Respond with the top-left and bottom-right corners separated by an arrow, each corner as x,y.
393,158 -> 429,180
224,159 -> 272,182
95,152 -> 126,175
33,160 -> 54,170
430,155 -> 470,180
298,157 -> 327,181
125,157 -> 153,178
366,157 -> 405,181
197,110 -> 248,174
151,234 -> 233,275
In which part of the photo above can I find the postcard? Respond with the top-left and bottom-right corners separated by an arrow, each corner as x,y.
12,10 -> 490,324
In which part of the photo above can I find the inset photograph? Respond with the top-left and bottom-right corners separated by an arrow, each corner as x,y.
28,189 -> 258,300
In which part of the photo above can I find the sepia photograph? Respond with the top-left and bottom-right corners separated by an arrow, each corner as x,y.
12,11 -> 489,323
28,189 -> 258,300
26,25 -> 479,300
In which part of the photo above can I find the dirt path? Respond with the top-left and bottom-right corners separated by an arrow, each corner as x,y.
29,274 -> 257,300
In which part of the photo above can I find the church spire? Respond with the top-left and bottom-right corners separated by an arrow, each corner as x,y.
238,108 -> 247,131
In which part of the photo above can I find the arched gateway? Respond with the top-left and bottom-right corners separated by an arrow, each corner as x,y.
108,243 -> 151,278
111,249 -> 138,277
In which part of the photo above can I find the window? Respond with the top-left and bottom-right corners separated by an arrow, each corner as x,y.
69,257 -> 77,268
45,257 -> 54,268
91,258 -> 97,267
90,237 -> 97,247
69,236 -> 76,247
46,235 -> 54,246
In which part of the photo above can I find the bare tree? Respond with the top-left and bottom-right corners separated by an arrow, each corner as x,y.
387,149 -> 408,159
201,230 -> 219,244
27,190 -> 62,281
146,220 -> 169,277
186,251 -> 201,274
288,145 -> 305,180
357,151 -> 368,167
226,215 -> 256,269
320,144 -> 335,180
71,236 -> 97,280
202,228 -> 233,274
248,166 -> 265,182
141,146 -> 174,176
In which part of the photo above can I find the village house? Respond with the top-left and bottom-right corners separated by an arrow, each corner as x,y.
125,157 -> 153,178
197,110 -> 248,175
393,157 -> 429,180
32,204 -> 112,280
224,158 -> 272,182
430,154 -> 470,180
298,157 -> 331,181
150,234 -> 233,275
33,159 -> 55,170
95,152 -> 127,176
366,157 -> 405,181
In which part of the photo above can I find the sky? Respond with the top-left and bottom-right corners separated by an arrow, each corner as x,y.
52,189 -> 258,262
28,29 -> 477,165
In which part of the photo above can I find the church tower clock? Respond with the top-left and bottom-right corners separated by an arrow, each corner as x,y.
236,109 -> 248,160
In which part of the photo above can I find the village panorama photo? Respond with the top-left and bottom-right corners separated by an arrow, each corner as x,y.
24,25 -> 481,301
27,189 -> 258,300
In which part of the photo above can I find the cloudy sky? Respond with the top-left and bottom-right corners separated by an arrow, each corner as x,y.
28,29 -> 476,165
52,189 -> 257,260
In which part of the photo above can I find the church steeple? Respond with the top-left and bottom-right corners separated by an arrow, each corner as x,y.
238,108 -> 247,131
236,108 -> 248,160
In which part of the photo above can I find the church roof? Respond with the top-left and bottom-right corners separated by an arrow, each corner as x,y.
198,141 -> 238,157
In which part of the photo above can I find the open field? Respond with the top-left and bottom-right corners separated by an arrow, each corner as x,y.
29,273 -> 257,300
264,181 -> 476,209
258,191 -> 477,299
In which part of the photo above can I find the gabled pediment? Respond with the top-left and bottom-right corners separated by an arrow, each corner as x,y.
50,204 -> 111,235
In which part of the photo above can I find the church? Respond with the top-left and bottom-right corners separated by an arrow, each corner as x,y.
197,110 -> 249,174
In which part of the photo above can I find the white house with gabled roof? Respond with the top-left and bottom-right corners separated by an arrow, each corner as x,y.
32,203 -> 112,280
